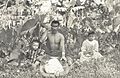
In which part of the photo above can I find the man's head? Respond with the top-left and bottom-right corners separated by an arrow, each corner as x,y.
88,31 -> 95,41
51,20 -> 60,34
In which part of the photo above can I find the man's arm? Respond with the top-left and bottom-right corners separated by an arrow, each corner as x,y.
60,34 -> 65,57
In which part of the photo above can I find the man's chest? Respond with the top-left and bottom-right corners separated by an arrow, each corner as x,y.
48,34 -> 61,44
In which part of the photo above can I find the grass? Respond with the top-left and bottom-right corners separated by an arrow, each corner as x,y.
0,48 -> 120,78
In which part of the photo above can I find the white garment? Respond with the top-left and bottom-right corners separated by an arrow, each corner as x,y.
80,39 -> 103,62
80,52 -> 103,62
81,39 -> 99,52
44,58 -> 64,74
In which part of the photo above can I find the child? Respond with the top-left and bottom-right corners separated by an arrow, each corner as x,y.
79,31 -> 103,62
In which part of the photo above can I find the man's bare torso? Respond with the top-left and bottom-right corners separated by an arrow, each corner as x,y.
47,32 -> 62,51
40,30 -> 65,56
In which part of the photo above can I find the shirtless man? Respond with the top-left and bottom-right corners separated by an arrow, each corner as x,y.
40,20 -> 66,61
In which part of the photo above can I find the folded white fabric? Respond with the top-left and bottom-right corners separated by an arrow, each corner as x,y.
44,58 -> 64,74
80,52 -> 103,62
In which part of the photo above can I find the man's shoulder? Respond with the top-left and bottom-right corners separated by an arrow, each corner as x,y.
58,32 -> 64,38
47,32 -> 64,37
57,32 -> 63,35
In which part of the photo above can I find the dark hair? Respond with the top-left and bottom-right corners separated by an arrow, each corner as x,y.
88,31 -> 95,36
51,20 -> 60,27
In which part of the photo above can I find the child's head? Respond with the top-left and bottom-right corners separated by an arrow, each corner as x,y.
31,40 -> 40,50
88,31 -> 95,41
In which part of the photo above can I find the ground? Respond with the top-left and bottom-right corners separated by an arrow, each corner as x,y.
0,48 -> 120,78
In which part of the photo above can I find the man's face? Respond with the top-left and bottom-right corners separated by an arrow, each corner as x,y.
51,23 -> 59,34
88,34 -> 95,41
32,42 -> 39,50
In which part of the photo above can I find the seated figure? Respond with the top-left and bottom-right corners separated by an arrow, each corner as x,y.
79,31 -> 103,62
38,20 -> 67,74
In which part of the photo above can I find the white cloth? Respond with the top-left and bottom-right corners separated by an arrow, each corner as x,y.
81,39 -> 99,52
80,52 -> 103,62
80,39 -> 103,62
44,58 -> 64,74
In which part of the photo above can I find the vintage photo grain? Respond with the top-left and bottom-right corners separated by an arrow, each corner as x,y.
0,0 -> 120,78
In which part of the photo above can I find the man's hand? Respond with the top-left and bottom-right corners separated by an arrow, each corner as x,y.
61,52 -> 67,61
60,56 -> 67,61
